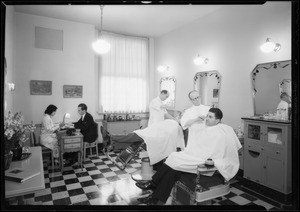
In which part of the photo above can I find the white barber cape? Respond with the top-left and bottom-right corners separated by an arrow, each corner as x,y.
148,96 -> 167,127
165,123 -> 242,181
134,119 -> 185,165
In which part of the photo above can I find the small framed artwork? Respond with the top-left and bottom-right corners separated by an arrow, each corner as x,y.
30,80 -> 52,95
213,89 -> 219,98
63,85 -> 83,98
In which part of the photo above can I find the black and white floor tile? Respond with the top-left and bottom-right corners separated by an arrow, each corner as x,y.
5,151 -> 291,210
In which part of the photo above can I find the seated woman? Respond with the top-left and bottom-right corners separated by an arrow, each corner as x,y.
40,104 -> 64,164
101,118 -> 185,167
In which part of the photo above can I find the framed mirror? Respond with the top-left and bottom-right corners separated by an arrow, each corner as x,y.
251,60 -> 291,116
194,71 -> 221,108
160,76 -> 176,108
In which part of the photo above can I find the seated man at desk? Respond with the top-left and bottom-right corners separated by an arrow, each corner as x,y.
135,108 -> 242,205
65,103 -> 98,165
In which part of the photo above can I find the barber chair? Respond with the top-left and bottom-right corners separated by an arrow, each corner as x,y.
170,159 -> 230,205
131,150 -> 156,182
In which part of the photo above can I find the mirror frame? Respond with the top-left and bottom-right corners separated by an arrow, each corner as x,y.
193,70 -> 221,108
251,60 -> 291,116
160,76 -> 176,108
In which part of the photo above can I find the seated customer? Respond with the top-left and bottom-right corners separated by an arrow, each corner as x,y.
40,104 -> 64,164
136,108 -> 242,205
65,103 -> 98,165
102,118 -> 185,167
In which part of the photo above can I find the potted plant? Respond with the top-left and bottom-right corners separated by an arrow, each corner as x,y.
4,112 -> 35,168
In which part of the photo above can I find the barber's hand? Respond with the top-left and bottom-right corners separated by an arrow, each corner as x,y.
160,105 -> 167,109
59,122 -> 65,128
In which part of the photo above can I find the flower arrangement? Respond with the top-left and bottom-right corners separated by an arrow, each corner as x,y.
4,111 -> 36,154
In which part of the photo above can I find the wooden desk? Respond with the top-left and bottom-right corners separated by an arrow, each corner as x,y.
5,146 -> 45,198
57,132 -> 84,171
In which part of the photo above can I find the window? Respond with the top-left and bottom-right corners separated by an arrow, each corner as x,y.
99,33 -> 149,113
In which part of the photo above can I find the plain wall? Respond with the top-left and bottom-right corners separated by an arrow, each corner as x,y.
154,2 -> 291,129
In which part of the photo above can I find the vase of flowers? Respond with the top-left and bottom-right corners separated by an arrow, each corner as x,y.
4,112 -> 35,163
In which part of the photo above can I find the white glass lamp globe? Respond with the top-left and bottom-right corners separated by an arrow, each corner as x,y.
92,39 -> 111,54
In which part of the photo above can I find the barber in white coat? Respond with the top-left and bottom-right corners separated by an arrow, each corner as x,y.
148,90 -> 174,127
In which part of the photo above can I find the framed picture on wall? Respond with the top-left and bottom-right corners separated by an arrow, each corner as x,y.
63,85 -> 83,98
30,80 -> 52,95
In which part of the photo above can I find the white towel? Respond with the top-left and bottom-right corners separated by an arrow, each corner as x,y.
134,119 -> 185,165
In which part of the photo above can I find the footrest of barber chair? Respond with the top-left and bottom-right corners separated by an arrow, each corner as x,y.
106,141 -> 144,170
171,172 -> 229,205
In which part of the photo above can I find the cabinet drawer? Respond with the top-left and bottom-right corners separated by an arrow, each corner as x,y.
64,138 -> 81,144
64,143 -> 81,149
265,147 -> 284,160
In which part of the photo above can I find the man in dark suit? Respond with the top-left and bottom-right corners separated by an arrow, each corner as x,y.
66,103 -> 98,165
74,103 -> 98,143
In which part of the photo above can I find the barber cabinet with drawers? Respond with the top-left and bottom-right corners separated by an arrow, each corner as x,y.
102,120 -> 141,135
242,117 -> 291,194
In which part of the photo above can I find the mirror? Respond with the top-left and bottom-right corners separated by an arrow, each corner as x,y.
251,60 -> 291,116
160,76 -> 176,108
194,71 -> 221,108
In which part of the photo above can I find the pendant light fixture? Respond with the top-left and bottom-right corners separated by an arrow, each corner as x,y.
92,5 -> 111,54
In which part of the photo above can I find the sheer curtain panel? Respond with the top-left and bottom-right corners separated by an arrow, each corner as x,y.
98,32 -> 149,113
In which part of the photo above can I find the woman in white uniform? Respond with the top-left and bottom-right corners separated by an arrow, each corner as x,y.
40,104 -> 64,161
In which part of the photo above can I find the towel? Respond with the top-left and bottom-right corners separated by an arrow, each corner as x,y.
134,119 -> 185,165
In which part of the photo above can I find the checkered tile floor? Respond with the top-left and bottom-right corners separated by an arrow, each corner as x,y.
5,151 -> 285,209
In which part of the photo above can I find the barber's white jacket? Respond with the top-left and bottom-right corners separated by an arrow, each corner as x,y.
148,96 -> 167,127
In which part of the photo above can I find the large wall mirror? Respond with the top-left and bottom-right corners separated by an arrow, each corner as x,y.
251,60 -> 291,115
160,76 -> 176,108
193,71 -> 221,108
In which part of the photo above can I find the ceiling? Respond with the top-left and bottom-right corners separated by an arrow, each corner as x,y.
14,5 -> 223,37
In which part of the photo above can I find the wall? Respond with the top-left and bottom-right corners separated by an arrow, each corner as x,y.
12,12 -> 96,124
154,2 -> 291,129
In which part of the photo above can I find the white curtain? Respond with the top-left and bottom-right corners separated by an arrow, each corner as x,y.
98,32 -> 149,113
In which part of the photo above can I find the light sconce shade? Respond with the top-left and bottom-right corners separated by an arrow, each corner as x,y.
8,83 -> 15,91
260,38 -> 281,53
194,55 -> 209,65
92,5 -> 110,55
157,65 -> 169,73
63,113 -> 71,123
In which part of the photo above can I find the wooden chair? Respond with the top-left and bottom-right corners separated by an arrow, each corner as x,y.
30,131 -> 54,169
83,122 -> 99,161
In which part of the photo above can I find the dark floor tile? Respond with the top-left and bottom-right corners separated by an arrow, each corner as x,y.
76,172 -> 89,178
80,180 -> 96,187
34,194 -> 52,202
224,192 -> 237,199
45,182 -> 50,189
218,199 -> 239,205
68,188 -> 85,197
49,176 -> 64,182
53,197 -> 71,205
86,191 -> 102,200
51,185 -> 67,193
106,175 -> 121,182
90,173 -> 104,179
114,170 -> 127,175
62,170 -> 75,175
23,193 -> 34,199
64,178 -> 79,185
99,168 -> 112,173
94,161 -> 106,166
73,200 -> 91,205
107,194 -> 122,203
85,166 -> 98,171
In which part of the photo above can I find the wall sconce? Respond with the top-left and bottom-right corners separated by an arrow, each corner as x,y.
8,83 -> 15,91
193,55 -> 209,65
260,38 -> 281,53
157,65 -> 169,73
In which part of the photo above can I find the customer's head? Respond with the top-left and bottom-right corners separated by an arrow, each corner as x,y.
206,107 -> 223,126
188,90 -> 201,106
77,103 -> 87,116
280,92 -> 291,104
44,104 -> 58,116
159,90 -> 169,101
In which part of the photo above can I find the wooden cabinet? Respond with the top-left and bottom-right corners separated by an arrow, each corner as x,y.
242,118 -> 291,194
102,120 -> 141,135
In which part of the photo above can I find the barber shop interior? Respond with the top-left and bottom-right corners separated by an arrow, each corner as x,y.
2,1 -> 299,211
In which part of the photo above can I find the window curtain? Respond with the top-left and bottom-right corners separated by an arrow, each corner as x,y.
98,32 -> 149,113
